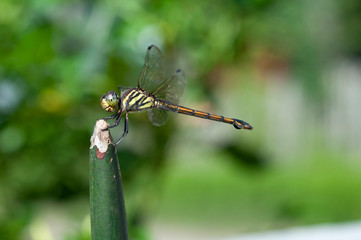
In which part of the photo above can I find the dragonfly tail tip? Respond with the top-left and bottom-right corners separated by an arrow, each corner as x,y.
244,124 -> 253,130
233,119 -> 253,130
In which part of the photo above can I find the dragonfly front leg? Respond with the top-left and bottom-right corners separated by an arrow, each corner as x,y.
116,113 -> 129,145
102,112 -> 119,120
108,114 -> 122,129
102,112 -> 122,131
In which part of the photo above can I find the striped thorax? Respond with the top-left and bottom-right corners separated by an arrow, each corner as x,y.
121,88 -> 155,112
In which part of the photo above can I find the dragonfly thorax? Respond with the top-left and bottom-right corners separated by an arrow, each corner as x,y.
100,91 -> 119,112
121,88 -> 155,112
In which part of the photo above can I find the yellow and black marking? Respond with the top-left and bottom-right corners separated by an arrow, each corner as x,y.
121,88 -> 155,112
162,104 -> 253,130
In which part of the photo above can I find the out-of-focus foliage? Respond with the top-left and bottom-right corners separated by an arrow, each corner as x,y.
0,0 -> 361,239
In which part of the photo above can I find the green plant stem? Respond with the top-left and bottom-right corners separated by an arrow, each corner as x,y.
89,119 -> 129,240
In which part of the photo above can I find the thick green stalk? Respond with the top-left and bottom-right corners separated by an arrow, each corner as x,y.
89,119 -> 129,240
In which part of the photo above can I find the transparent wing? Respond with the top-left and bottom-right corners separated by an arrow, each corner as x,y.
118,86 -> 133,94
138,45 -> 165,94
148,108 -> 168,126
152,69 -> 186,105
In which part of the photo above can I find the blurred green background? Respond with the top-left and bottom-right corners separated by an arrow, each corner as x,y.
1,0 -> 361,239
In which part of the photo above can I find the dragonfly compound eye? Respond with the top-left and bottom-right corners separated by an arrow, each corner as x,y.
100,91 -> 118,112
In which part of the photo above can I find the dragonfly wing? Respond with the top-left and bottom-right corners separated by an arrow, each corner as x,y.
138,45 -> 165,94
118,86 -> 133,94
148,108 -> 168,126
152,69 -> 186,105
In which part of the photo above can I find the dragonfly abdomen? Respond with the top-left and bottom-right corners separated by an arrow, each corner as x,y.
158,103 -> 253,130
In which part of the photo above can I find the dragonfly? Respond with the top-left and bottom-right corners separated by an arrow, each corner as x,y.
100,45 -> 253,144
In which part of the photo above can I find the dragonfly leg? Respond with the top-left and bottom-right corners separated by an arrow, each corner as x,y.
116,113 -> 129,145
108,114 -> 122,129
102,113 -> 122,131
102,112 -> 119,120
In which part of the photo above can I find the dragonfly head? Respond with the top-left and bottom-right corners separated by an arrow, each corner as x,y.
100,91 -> 119,112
